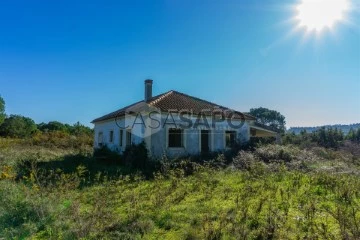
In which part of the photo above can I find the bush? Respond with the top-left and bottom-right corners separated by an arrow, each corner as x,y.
233,151 -> 258,170
94,145 -> 121,163
0,181 -> 50,239
1,139 -> 360,239
31,131 -> 93,149
123,141 -> 149,169
255,144 -> 299,163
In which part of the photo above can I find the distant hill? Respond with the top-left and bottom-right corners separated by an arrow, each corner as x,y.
288,123 -> 360,135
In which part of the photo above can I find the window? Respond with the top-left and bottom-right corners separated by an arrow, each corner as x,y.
126,129 -> 132,146
168,128 -> 183,148
98,132 -> 103,147
225,131 -> 236,147
109,130 -> 114,143
119,130 -> 123,146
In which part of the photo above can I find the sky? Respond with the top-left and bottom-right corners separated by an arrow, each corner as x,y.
0,0 -> 359,128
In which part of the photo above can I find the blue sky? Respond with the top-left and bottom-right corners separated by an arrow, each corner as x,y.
0,0 -> 359,128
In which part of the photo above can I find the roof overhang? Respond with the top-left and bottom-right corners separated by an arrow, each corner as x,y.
250,124 -> 278,137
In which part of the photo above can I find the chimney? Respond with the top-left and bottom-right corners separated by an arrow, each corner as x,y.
144,79 -> 153,102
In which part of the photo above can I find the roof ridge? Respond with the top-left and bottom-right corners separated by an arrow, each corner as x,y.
148,90 -> 174,105
92,89 -> 256,123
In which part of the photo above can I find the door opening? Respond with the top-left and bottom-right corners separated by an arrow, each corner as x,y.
201,130 -> 210,153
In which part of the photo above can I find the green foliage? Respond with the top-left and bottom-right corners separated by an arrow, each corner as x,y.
233,151 -> 267,176
0,95 -> 5,126
37,121 -> 93,136
0,115 -> 37,138
347,128 -> 360,143
250,107 -> 286,133
1,140 -> 360,239
31,130 -> 93,149
2,163 -> 360,239
289,123 -> 360,135
0,95 -> 92,143
123,141 -> 149,169
94,145 -> 122,162
32,121 -> 93,149
255,144 -> 299,162
71,121 -> 93,136
311,127 -> 344,149
37,121 -> 68,132
0,181 -> 51,238
284,127 -> 347,149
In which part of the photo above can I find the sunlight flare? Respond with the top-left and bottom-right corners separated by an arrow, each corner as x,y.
296,0 -> 350,32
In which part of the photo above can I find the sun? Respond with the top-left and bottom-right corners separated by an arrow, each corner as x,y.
296,0 -> 350,32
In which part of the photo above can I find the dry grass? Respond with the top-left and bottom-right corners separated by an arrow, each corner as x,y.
0,138 -> 360,239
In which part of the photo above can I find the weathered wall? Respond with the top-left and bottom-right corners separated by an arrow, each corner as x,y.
93,113 -> 251,158
93,119 -> 124,152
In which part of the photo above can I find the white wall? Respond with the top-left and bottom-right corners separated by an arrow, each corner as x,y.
93,113 -> 251,158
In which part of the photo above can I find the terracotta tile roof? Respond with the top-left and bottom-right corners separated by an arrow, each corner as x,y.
91,90 -> 256,123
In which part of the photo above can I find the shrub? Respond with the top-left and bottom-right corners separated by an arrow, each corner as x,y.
233,151 -> 258,170
160,158 -> 203,177
123,141 -> 149,169
1,140 -> 360,239
255,144 -> 299,163
232,151 -> 267,176
0,181 -> 51,239
31,131 -> 93,149
94,145 -> 121,163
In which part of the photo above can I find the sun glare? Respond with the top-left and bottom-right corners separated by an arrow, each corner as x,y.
296,0 -> 350,32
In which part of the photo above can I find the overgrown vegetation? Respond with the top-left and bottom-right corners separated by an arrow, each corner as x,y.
1,137 -> 360,239
284,127 -> 360,149
1,96 -> 359,239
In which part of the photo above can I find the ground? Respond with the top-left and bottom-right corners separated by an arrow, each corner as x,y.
0,138 -> 359,239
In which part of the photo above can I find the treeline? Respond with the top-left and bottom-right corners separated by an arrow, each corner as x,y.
0,96 -> 93,148
289,123 -> 360,135
37,121 -> 93,136
0,115 -> 93,149
283,127 -> 360,149
0,115 -> 92,138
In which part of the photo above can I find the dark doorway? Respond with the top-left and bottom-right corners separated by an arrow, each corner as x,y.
201,130 -> 210,153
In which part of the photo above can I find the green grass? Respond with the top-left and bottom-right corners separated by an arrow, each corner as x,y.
0,138 -> 360,239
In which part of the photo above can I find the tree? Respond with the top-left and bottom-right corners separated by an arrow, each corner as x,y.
0,95 -> 5,126
347,128 -> 360,143
70,122 -> 93,136
36,121 -> 93,136
249,107 -> 286,132
0,115 -> 37,138
311,127 -> 344,149
37,121 -> 68,133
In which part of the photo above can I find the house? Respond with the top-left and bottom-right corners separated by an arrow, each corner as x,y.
91,80 -> 277,158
